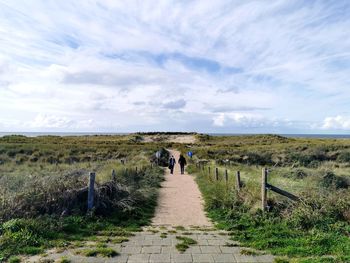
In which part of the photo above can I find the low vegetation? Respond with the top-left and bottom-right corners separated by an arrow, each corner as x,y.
0,134 -> 168,261
76,247 -> 118,257
175,236 -> 197,252
187,134 -> 350,262
2,133 -> 350,262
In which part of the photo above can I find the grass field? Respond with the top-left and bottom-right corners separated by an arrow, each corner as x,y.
0,134 -> 170,261
185,134 -> 350,262
1,133 -> 350,262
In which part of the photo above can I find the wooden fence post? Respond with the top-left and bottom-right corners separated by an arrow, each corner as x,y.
88,172 -> 96,210
112,169 -> 116,183
225,169 -> 228,183
236,171 -> 241,191
261,168 -> 268,211
215,168 -> 219,181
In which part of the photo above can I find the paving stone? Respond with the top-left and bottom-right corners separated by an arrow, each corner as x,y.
75,256 -> 105,263
128,253 -> 150,263
121,246 -> 142,254
142,246 -> 162,253
183,246 -> 201,254
255,255 -> 274,263
219,246 -> 241,254
233,255 -> 258,263
139,239 -> 154,246
152,239 -> 173,246
132,236 -> 146,241
162,246 -> 177,254
207,239 -> 227,246
192,254 -> 214,263
145,235 -> 160,240
212,253 -> 236,263
104,254 -> 129,263
171,253 -> 193,263
196,239 -> 209,245
195,234 -> 208,239
149,253 -> 171,263
200,246 -> 221,253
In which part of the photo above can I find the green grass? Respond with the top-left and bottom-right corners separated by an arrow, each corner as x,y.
175,236 -> 198,252
160,232 -> 167,238
0,163 -> 164,260
77,247 -> 118,257
174,226 -> 186,231
240,248 -> 262,256
7,256 -> 21,263
193,162 -> 350,262
175,243 -> 189,252
184,134 -> 350,262
111,237 -> 129,244
56,256 -> 71,263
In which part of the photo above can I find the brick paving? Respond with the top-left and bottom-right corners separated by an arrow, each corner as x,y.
25,228 -> 274,262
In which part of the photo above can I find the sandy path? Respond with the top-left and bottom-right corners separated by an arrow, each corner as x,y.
152,150 -> 212,227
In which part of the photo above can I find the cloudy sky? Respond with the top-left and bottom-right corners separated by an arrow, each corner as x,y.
1,0 -> 350,133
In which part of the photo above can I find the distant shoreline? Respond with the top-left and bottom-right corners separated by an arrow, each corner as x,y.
0,132 -> 350,139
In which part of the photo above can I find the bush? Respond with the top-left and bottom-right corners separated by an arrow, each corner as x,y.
320,171 -> 349,189
336,151 -> 350,163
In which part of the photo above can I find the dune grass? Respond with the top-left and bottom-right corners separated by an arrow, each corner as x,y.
0,134 -> 168,261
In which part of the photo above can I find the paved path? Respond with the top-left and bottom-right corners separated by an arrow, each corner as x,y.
24,150 -> 274,262
25,227 -> 274,263
152,150 -> 212,227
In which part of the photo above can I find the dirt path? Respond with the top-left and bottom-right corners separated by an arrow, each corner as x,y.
152,150 -> 212,227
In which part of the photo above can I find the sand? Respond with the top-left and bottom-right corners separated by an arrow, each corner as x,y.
152,150 -> 212,227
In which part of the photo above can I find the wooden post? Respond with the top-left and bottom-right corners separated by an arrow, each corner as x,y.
112,169 -> 116,183
225,169 -> 228,183
236,171 -> 241,191
267,184 -> 300,201
215,168 -> 219,181
87,172 -> 96,210
261,168 -> 268,211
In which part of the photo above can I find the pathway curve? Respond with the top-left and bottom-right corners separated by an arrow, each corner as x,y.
152,150 -> 212,227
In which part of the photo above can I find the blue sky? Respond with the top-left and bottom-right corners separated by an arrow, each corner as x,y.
0,0 -> 350,133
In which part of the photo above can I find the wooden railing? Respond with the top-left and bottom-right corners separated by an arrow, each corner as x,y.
196,163 -> 300,212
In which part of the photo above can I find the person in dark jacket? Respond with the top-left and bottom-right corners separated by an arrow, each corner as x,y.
178,154 -> 187,174
169,155 -> 176,174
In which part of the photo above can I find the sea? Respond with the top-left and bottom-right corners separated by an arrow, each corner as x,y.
0,132 -> 350,139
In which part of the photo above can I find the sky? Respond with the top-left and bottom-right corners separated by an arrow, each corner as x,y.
0,0 -> 350,134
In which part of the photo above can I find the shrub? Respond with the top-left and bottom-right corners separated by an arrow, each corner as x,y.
320,171 -> 349,189
336,151 -> 350,163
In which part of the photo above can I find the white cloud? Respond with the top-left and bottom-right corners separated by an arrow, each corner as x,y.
27,114 -> 93,130
213,113 -> 226,127
213,113 -> 265,127
0,1 -> 350,132
321,116 -> 350,130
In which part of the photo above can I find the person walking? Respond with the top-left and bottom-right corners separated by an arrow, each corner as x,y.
169,155 -> 176,175
178,154 -> 187,175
